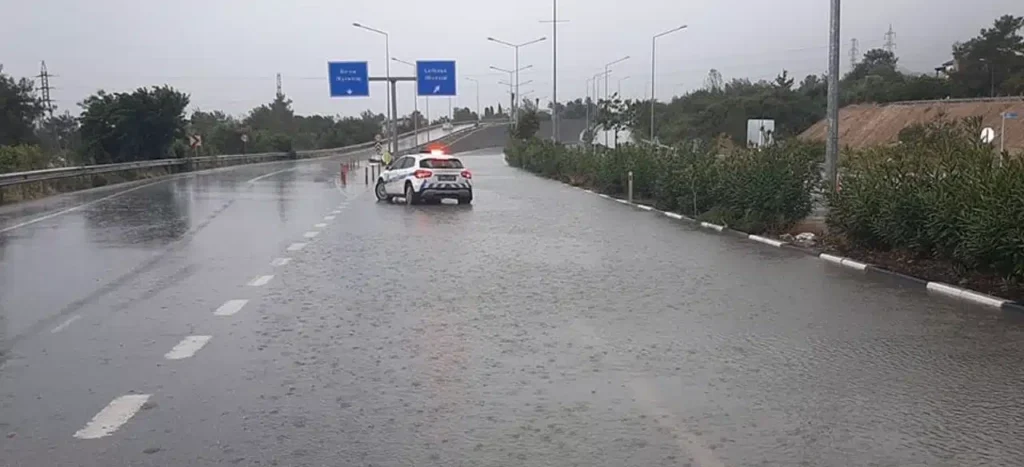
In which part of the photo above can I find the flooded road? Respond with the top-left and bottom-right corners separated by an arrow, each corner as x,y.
2,138 -> 1024,466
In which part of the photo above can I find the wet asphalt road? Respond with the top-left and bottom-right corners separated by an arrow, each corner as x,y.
2,137 -> 1024,466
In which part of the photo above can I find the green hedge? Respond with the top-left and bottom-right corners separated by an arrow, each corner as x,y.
827,118 -> 1024,280
505,138 -> 820,234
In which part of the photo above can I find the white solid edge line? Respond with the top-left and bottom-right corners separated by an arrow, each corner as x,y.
303,231 -> 320,238
214,299 -> 249,316
164,335 -> 212,360
51,315 -> 81,334
73,394 -> 151,439
0,179 -> 167,234
314,223 -> 328,228
927,282 -> 1005,308
324,216 -> 336,220
247,275 -> 274,287
664,212 -> 684,220
246,167 -> 298,184
270,257 -> 292,267
700,222 -> 724,232
286,242 -> 307,251
637,204 -> 654,211
748,235 -> 785,248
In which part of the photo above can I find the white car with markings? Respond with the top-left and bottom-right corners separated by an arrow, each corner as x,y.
374,149 -> 473,205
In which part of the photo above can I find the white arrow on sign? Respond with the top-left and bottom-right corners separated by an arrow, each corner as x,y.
432,85 -> 441,94
347,89 -> 353,95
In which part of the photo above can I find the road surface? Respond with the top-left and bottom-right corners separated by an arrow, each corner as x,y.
2,133 -> 1024,466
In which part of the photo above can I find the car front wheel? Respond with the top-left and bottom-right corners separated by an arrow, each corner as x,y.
404,183 -> 419,205
374,180 -> 389,201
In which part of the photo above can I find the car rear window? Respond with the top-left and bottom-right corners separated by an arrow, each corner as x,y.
420,158 -> 464,169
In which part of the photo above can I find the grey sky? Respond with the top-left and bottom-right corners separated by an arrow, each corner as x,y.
2,0 -> 1020,118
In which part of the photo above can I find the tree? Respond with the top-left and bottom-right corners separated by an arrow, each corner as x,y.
37,112 -> 81,160
452,107 -> 478,122
705,69 -> 724,92
0,66 -> 45,147
950,15 -> 1024,97
78,86 -> 190,163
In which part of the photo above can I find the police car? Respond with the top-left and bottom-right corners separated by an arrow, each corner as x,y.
374,146 -> 473,205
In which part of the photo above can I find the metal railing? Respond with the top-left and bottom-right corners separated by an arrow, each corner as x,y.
0,123 -> 457,188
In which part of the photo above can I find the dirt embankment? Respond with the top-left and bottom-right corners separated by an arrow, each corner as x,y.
800,98 -> 1024,152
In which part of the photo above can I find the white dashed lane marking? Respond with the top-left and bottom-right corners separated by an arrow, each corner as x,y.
286,242 -> 307,251
164,335 -> 212,360
50,315 -> 81,333
303,231 -> 320,239
214,299 -> 249,316
247,275 -> 274,287
314,223 -> 328,228
270,257 -> 292,267
331,210 -> 341,214
324,216 -> 336,221
73,394 -> 151,440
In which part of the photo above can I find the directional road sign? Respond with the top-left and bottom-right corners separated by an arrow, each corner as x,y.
1004,111 -> 1019,119
416,60 -> 457,96
328,61 -> 369,97
189,134 -> 202,149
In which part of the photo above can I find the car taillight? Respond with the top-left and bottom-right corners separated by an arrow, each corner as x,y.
414,169 -> 433,179
461,170 -> 472,179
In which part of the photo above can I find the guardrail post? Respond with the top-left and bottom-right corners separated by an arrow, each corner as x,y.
365,167 -> 369,185
627,171 -> 634,204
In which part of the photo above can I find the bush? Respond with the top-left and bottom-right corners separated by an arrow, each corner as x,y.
0,144 -> 49,173
506,138 -> 820,234
827,118 -> 1024,280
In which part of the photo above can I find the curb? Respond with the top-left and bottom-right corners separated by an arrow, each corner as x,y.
562,183 -> 1023,312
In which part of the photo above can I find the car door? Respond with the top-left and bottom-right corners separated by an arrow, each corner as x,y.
385,157 -> 412,194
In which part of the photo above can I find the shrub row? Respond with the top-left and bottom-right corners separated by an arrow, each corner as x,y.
505,138 -> 821,234
827,118 -> 1024,280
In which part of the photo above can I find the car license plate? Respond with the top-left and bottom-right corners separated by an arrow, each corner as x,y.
438,175 -> 456,181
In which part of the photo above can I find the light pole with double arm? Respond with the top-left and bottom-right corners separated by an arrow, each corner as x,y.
487,36 -> 547,122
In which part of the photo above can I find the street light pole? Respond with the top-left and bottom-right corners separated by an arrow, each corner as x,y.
353,22 -> 395,153
487,36 -> 547,123
466,77 -> 481,121
603,56 -> 630,146
618,76 -> 631,96
392,57 -> 419,140
650,25 -> 687,143
825,0 -> 840,192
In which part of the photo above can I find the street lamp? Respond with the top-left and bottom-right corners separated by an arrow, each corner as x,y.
603,56 -> 630,146
491,65 -> 533,122
618,76 -> 631,97
353,22 -> 393,152
487,36 -> 547,121
391,57 -> 420,141
465,77 -> 481,121
650,25 -> 687,142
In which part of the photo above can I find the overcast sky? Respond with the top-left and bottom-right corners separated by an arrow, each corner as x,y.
2,0 -> 1020,119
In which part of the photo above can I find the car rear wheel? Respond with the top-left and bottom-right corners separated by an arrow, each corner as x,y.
404,183 -> 419,205
374,180 -> 389,201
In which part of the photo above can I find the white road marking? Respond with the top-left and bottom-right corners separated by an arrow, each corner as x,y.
324,215 -> 336,220
583,189 -> 594,194
246,167 -> 298,184
748,235 -> 785,247
247,275 -> 274,287
270,257 -> 292,267
214,299 -> 249,316
0,179 -> 168,234
615,198 -> 630,204
664,212 -> 684,220
73,394 -> 151,440
700,222 -> 724,232
50,315 -> 81,334
303,231 -> 320,239
331,210 -> 342,214
599,194 -> 611,199
286,242 -> 307,251
637,204 -> 654,211
164,335 -> 212,360
314,223 -> 328,228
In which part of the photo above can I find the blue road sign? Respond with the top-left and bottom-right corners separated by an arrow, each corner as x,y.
328,61 -> 369,97
1004,111 -> 1019,119
416,60 -> 457,96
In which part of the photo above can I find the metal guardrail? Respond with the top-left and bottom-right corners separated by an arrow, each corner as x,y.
0,123 -> 456,188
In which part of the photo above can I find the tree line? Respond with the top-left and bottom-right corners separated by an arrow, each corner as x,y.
596,14 -> 1024,146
